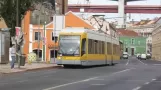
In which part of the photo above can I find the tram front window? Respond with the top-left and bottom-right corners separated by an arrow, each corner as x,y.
58,35 -> 80,56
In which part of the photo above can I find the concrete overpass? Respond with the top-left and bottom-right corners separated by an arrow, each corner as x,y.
68,5 -> 161,14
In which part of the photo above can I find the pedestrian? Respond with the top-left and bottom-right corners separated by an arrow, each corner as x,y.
10,45 -> 16,69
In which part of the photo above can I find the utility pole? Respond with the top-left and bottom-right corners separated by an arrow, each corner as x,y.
37,4 -> 44,62
53,0 -> 56,63
16,0 -> 20,68
37,14 -> 40,61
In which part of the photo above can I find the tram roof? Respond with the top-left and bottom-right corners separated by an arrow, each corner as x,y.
61,27 -> 111,36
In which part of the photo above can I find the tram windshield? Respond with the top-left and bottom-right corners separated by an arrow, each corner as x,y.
58,35 -> 80,56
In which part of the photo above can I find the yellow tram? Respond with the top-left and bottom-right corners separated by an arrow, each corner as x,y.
56,27 -> 120,67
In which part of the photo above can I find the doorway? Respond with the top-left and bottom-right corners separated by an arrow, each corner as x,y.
50,50 -> 58,63
33,49 -> 42,61
125,48 -> 128,53
131,48 -> 134,56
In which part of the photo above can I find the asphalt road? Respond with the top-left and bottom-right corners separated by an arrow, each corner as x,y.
1,57 -> 161,90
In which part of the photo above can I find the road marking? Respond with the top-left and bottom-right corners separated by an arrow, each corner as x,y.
43,68 -> 134,90
82,77 -> 98,82
111,68 -> 135,75
126,59 -> 130,65
144,82 -> 150,85
137,59 -> 147,65
43,77 -> 97,90
92,79 -> 104,81
152,79 -> 156,81
153,64 -> 161,65
91,84 -> 105,86
132,86 -> 141,90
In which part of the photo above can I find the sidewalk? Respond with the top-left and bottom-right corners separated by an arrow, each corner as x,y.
0,63 -> 61,74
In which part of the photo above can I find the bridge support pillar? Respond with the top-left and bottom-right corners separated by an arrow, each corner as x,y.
118,0 -> 126,28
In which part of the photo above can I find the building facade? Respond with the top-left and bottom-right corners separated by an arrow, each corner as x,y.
152,24 -> 161,60
0,18 -> 7,28
118,30 -> 146,56
127,17 -> 161,54
127,25 -> 154,54
22,11 -> 118,62
22,11 -> 94,62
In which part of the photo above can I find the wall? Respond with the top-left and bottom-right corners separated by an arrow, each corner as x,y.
31,26 -> 58,61
65,12 -> 94,29
0,19 -> 7,28
23,11 -> 31,56
119,36 -> 146,55
23,11 -> 95,62
127,25 -> 154,54
152,25 -> 161,60
146,37 -> 152,53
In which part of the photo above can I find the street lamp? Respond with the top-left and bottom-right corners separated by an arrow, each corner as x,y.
41,1 -> 53,62
16,0 -> 21,68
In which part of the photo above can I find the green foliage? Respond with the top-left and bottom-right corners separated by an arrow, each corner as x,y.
0,0 -> 55,36
0,0 -> 55,47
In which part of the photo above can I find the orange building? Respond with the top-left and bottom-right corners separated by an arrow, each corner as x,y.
0,18 -> 7,28
22,11 -> 94,62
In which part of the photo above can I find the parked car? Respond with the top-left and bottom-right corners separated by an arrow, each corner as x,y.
146,53 -> 151,59
122,52 -> 128,59
140,54 -> 147,60
136,54 -> 141,59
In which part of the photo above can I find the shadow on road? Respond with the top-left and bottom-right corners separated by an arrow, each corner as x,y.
62,63 -> 118,69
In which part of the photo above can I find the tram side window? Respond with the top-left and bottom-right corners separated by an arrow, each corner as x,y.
97,40 -> 99,54
117,45 -> 120,55
94,40 -> 98,54
107,42 -> 112,54
113,44 -> 115,55
88,39 -> 106,54
99,41 -> 103,54
92,40 -> 95,54
102,41 -> 105,54
88,39 -> 93,54
115,45 -> 118,55
113,44 -> 116,55
81,38 -> 86,56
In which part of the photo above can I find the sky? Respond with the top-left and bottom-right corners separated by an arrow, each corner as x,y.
68,0 -> 161,22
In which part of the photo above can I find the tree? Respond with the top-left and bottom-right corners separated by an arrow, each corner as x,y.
0,0 -> 55,37
0,0 -> 55,67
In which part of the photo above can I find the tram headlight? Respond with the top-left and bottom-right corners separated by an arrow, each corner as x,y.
58,57 -> 61,60
58,54 -> 62,60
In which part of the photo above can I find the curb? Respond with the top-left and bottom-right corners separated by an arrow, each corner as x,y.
26,65 -> 62,72
1,65 -> 62,75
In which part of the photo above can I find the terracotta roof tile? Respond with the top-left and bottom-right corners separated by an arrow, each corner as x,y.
117,29 -> 139,37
